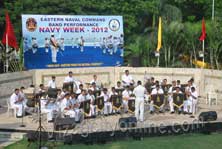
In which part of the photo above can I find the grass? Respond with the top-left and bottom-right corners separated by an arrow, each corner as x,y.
5,133 -> 222,149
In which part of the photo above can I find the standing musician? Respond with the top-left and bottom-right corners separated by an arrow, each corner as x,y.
168,81 -> 177,114
87,89 -> 96,117
133,81 -> 147,122
47,76 -> 57,89
50,34 -> 58,63
121,70 -> 135,87
122,85 -> 132,113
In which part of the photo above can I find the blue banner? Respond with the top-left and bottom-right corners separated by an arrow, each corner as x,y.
21,15 -> 124,69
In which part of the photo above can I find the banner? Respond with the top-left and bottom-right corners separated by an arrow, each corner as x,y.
21,15 -> 124,69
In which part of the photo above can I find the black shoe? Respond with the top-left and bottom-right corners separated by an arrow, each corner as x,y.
48,120 -> 54,123
150,111 -> 153,114
170,112 -> 174,114
159,111 -> 163,113
178,111 -> 181,114
183,112 -> 187,115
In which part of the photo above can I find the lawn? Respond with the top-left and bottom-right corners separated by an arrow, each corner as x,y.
5,133 -> 222,149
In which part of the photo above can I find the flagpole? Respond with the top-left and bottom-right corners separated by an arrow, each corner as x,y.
6,34 -> 9,72
202,40 -> 205,69
157,53 -> 160,67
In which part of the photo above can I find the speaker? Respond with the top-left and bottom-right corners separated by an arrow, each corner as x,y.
131,56 -> 141,67
119,117 -> 137,128
199,111 -> 217,121
54,118 -> 76,130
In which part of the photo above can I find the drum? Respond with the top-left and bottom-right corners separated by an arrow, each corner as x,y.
80,100 -> 91,116
96,96 -> 104,111
151,94 -> 164,109
173,93 -> 184,108
128,99 -> 135,113
111,95 -> 122,110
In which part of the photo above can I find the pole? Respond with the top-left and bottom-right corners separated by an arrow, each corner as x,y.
212,0 -> 215,21
202,40 -> 205,68
157,55 -> 160,67
6,34 -> 9,72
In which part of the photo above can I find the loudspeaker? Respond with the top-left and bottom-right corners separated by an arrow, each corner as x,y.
199,111 -> 217,121
131,56 -> 141,67
119,116 -> 137,128
54,118 -> 76,130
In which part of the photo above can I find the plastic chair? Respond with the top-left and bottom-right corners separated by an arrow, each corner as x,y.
7,98 -> 17,117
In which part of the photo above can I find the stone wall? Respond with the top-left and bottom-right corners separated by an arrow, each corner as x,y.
0,71 -> 34,105
1,67 -> 222,105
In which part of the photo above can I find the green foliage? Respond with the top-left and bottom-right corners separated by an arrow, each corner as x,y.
0,0 -> 222,69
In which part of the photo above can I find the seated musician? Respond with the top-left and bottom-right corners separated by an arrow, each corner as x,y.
60,93 -> 76,118
169,86 -> 183,114
75,84 -> 84,95
89,82 -> 99,91
10,88 -> 26,117
69,92 -> 82,121
47,76 -> 57,89
87,89 -> 96,117
100,88 -> 112,115
109,87 -> 118,113
115,81 -> 124,90
40,94 -> 58,123
161,79 -> 168,86
121,70 -> 134,87
150,77 -> 156,91
122,85 -> 132,113
77,89 -> 88,103
150,84 -> 164,113
168,81 -> 177,113
38,84 -> 46,93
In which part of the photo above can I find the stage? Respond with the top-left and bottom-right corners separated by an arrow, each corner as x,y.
0,103 -> 222,136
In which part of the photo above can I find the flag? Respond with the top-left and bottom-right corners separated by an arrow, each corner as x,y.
199,17 -> 206,41
156,17 -> 162,52
1,11 -> 18,49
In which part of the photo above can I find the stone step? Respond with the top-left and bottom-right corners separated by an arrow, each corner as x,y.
0,132 -> 26,140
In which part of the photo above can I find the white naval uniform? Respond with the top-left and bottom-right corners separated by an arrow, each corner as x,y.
41,99 -> 56,121
167,86 -> 177,112
185,91 -> 198,114
10,93 -> 24,117
133,85 -> 147,121
60,98 -> 75,118
87,94 -> 96,116
121,74 -> 133,87
122,89 -> 132,112
101,92 -> 112,115
150,88 -> 164,112
50,37 -> 58,63
32,38 -> 38,54
47,80 -> 56,89
45,38 -> 50,53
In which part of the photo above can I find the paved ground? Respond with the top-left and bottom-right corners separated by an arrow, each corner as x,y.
0,103 -> 221,135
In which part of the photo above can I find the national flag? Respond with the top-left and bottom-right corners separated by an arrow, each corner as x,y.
199,17 -> 206,41
156,17 -> 162,52
2,11 -> 18,49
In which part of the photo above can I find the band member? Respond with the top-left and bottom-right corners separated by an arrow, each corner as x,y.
150,84 -> 164,113
115,81 -> 124,90
90,74 -> 102,89
100,37 -> 107,54
176,80 -> 181,88
121,70 -> 134,87
45,37 -> 50,53
75,84 -> 84,95
70,93 -> 82,122
59,37 -> 65,51
133,81 -> 147,122
47,76 -> 56,89
23,37 -> 29,52
31,37 -> 38,54
10,89 -> 24,117
150,77 -> 156,90
101,88 -> 112,115
50,34 -> 58,63
40,97 -> 56,122
64,71 -> 74,83
60,93 -> 76,118
168,81 -> 177,113
89,82 -> 99,91
186,87 -> 198,115
119,34 -> 124,57
107,35 -> 113,55
113,36 -> 118,54
122,85 -> 132,113
77,90 -> 88,103
79,36 -> 85,52
169,86 -> 183,114
38,84 -> 46,93
87,89 -> 96,116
